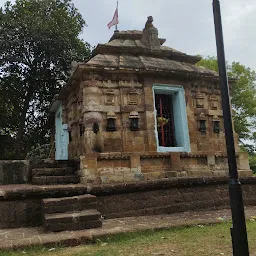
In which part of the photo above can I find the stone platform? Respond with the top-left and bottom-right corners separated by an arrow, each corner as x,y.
0,177 -> 256,229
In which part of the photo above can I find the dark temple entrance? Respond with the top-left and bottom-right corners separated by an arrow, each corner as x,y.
155,94 -> 176,147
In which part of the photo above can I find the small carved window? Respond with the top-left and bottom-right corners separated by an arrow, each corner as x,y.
129,111 -> 140,131
106,112 -> 117,131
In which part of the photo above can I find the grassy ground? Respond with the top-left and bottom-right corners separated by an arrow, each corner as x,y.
1,221 -> 256,256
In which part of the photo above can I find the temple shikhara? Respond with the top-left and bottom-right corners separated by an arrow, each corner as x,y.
50,16 -> 252,185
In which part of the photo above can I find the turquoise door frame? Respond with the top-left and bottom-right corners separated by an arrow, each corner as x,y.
55,104 -> 69,160
152,84 -> 191,153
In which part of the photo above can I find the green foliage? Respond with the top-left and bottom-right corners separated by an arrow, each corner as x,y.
197,56 -> 256,141
196,56 -> 220,72
249,154 -> 256,174
26,143 -> 51,162
0,0 -> 91,159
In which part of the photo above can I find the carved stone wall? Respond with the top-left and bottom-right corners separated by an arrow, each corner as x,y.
63,81 -> 84,159
63,72 -> 252,184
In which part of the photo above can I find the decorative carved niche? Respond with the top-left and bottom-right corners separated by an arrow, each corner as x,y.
128,89 -> 138,105
195,92 -> 204,108
105,89 -> 115,106
106,112 -> 117,131
129,111 -> 140,131
213,115 -> 220,133
198,112 -> 207,133
209,95 -> 218,110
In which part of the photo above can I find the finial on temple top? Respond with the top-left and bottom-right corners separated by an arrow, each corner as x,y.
141,16 -> 160,50
144,16 -> 154,29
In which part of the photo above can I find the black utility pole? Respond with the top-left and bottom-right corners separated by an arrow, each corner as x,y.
212,1 -> 249,255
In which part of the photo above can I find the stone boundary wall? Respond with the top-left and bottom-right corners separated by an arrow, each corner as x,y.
0,177 -> 256,228
0,160 -> 29,185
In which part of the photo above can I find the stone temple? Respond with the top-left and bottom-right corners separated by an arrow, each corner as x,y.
50,16 -> 252,185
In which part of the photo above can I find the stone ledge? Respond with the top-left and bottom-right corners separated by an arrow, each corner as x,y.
90,177 -> 231,196
0,177 -> 255,200
87,176 -> 256,196
0,184 -> 88,200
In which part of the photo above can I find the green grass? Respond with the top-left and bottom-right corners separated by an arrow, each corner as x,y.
1,221 -> 256,256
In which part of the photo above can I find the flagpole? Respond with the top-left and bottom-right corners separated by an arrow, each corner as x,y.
115,1 -> 118,31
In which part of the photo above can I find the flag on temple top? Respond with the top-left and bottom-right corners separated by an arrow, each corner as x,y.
107,2 -> 119,29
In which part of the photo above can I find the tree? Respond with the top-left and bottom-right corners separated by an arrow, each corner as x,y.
196,56 -> 256,142
0,0 -> 91,159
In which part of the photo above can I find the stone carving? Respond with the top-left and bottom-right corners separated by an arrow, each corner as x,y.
128,89 -> 138,105
197,112 -> 206,133
129,111 -> 140,131
198,112 -> 206,120
209,95 -> 218,110
144,16 -> 154,29
212,115 -> 219,121
105,89 -> 115,106
141,16 -> 160,50
195,92 -> 204,108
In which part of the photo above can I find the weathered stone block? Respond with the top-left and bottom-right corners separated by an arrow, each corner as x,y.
0,199 -> 41,228
130,154 -> 140,168
170,153 -> 181,170
238,152 -> 251,170
114,172 -> 124,183
181,158 -> 197,166
238,170 -> 253,177
165,171 -> 178,178
0,160 -> 29,185
144,171 -> 165,181
80,175 -> 99,184
130,167 -> 143,180
177,171 -> 188,177
207,154 -> 215,166
100,168 -> 116,184
212,171 -> 228,177
104,138 -> 123,152
121,159 -> 130,168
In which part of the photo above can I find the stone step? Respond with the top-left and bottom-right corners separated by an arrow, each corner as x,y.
45,219 -> 102,232
44,210 -> 102,232
42,195 -> 97,214
32,175 -> 79,185
31,160 -> 78,169
32,167 -> 75,177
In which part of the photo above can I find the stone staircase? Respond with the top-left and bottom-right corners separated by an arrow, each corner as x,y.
31,160 -> 79,185
42,194 -> 102,232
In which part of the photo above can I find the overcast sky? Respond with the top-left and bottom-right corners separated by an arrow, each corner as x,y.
1,0 -> 256,70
